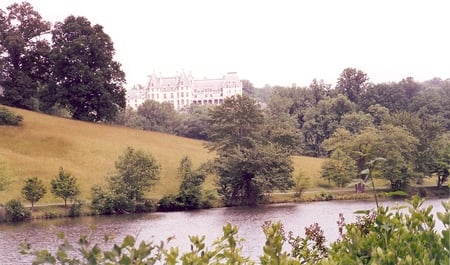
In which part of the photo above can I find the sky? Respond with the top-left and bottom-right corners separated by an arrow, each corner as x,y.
2,0 -> 450,88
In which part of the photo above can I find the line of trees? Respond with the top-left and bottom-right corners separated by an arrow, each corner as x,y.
0,2 -> 126,122
120,71 -> 449,193
0,146 -> 218,221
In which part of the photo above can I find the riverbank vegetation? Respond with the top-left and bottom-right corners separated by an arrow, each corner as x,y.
21,197 -> 450,264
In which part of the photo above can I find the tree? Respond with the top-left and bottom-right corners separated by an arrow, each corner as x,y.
0,106 -> 23,125
207,95 -> 264,152
48,15 -> 126,122
241,79 -> 255,96
264,99 -> 302,154
293,170 -> 310,198
436,144 -> 450,187
0,2 -> 51,110
50,167 -> 80,207
321,149 -> 358,188
21,176 -> 46,210
336,67 -> 369,104
339,111 -> 373,134
178,105 -> 210,140
301,95 -> 355,156
214,144 -> 294,206
323,125 -> 419,190
113,147 -> 161,203
136,100 -> 180,133
207,95 -> 294,205
177,156 -> 207,200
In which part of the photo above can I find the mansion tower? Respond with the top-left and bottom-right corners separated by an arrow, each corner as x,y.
126,71 -> 243,110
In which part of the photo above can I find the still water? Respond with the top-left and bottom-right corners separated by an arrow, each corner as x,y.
0,199 -> 447,264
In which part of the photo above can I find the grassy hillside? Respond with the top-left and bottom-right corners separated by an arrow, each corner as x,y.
0,106 -> 325,204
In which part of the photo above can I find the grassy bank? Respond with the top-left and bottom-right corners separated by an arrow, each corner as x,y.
0,106 -> 215,203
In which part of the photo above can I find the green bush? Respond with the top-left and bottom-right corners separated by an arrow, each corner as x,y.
157,194 -> 184,211
43,211 -> 58,219
68,200 -> 83,217
4,199 -> 31,222
0,106 -> 23,125
327,197 -> 450,264
135,199 -> 156,213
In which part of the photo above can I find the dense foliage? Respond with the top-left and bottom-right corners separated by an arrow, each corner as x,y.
4,199 -> 30,222
207,95 -> 294,206
21,197 -> 450,264
91,147 -> 160,214
0,2 -> 126,122
0,106 -> 23,125
45,16 -> 126,121
158,157 -> 210,211
0,2 -> 51,110
50,167 -> 80,207
21,176 -> 46,210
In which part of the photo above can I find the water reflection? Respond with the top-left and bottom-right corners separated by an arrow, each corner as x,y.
0,199 -> 446,264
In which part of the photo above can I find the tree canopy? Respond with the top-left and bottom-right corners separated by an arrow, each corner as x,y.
50,167 -> 80,207
0,3 -> 126,122
207,95 -> 294,206
0,2 -> 51,110
22,176 -> 46,210
48,16 -> 126,121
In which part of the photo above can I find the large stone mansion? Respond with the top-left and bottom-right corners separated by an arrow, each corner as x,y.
126,71 -> 243,110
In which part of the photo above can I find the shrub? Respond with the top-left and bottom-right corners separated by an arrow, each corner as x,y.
4,199 -> 31,222
43,211 -> 58,219
0,106 -> 23,125
157,194 -> 184,212
135,199 -> 156,213
68,200 -> 84,217
90,185 -> 135,215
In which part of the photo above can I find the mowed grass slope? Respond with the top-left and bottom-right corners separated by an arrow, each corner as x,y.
0,106 -> 325,204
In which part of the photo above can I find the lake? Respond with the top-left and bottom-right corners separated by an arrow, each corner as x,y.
0,198 -> 447,264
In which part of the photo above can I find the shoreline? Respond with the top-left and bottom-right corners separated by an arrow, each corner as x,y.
1,185 -> 448,224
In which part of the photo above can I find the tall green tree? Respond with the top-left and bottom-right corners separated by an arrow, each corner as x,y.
214,144 -> 294,206
301,95 -> 354,156
48,15 -> 126,122
264,93 -> 301,154
50,167 -> 80,207
136,100 -> 180,133
336,67 -> 369,104
323,125 -> 419,190
113,147 -> 161,203
22,176 -> 46,210
177,156 -> 207,209
321,149 -> 358,188
178,105 -> 210,140
207,95 -> 294,206
207,95 -> 264,152
0,2 -> 51,110
241,79 -> 255,96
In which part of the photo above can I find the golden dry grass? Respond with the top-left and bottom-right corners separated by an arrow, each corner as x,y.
0,106 -> 215,203
292,155 -> 327,189
0,106 -> 325,204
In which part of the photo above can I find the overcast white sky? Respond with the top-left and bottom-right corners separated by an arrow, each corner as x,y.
2,0 -> 450,88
